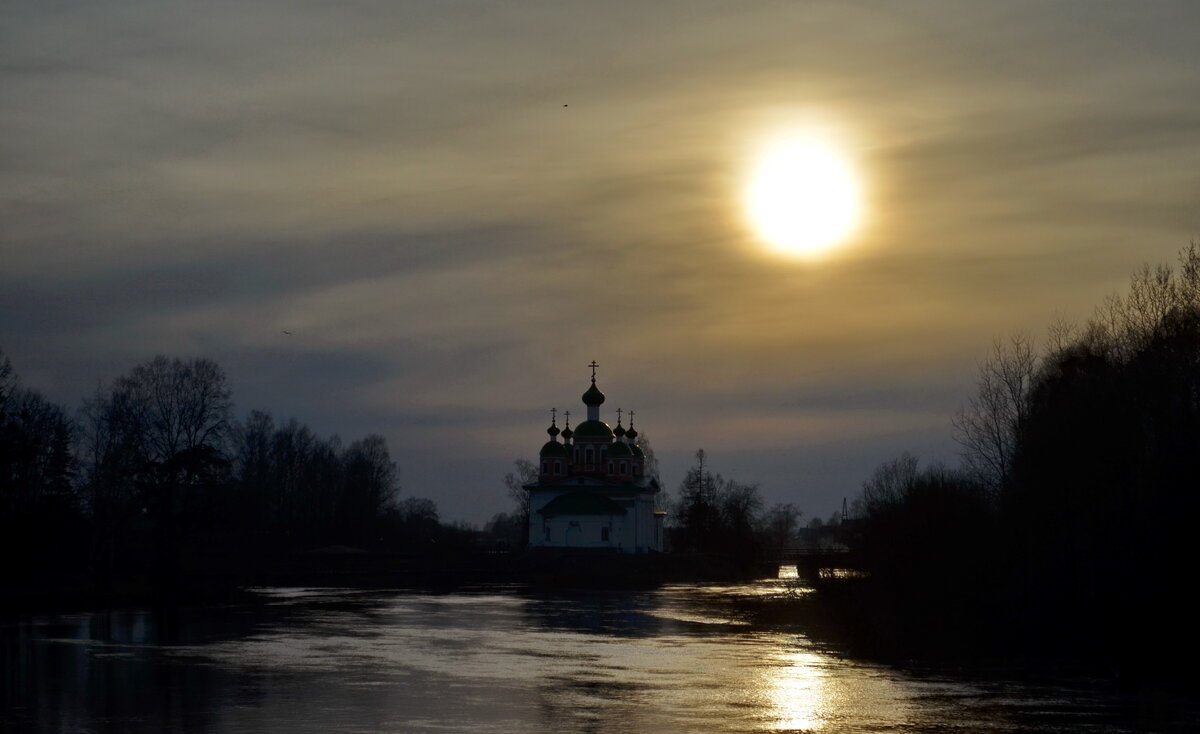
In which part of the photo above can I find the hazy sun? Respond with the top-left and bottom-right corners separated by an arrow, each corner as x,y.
744,136 -> 862,259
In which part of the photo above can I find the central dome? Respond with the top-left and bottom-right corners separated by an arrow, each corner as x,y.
572,419 -> 613,441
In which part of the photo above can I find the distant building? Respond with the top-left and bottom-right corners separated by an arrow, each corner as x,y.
524,364 -> 666,553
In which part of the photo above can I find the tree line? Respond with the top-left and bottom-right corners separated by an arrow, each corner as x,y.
1,353 -> 462,595
670,449 -> 813,565
840,244 -> 1200,677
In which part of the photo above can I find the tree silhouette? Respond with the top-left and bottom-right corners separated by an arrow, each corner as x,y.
503,459 -> 538,549
844,244 -> 1200,673
952,335 -> 1037,494
0,351 -> 83,576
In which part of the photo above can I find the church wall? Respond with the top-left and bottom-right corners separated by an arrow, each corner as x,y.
532,510 -> 662,552
527,486 -> 663,553
629,496 -> 663,553
534,513 -> 629,550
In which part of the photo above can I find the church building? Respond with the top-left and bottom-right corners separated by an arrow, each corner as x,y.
524,364 -> 666,553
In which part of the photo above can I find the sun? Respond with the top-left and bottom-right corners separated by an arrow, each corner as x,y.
744,136 -> 863,259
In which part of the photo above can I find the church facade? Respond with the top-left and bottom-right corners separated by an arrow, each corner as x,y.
524,366 -> 665,553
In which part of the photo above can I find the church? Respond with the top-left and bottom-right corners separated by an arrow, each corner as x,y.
524,364 -> 666,553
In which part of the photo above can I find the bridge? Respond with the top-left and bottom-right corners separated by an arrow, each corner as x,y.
775,546 -> 859,578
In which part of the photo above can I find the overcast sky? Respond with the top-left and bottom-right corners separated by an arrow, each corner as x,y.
3,1 -> 1199,523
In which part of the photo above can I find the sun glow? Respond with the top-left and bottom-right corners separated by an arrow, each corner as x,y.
744,136 -> 863,259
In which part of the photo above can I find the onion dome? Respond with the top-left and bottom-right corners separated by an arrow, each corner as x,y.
626,412 -> 642,456
572,419 -> 613,441
613,422 -> 626,439
608,441 -> 633,458
541,409 -> 566,458
561,425 -> 573,441
582,380 -> 605,406
540,440 -> 569,458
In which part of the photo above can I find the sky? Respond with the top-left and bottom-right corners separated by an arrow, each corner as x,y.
3,1 -> 1199,524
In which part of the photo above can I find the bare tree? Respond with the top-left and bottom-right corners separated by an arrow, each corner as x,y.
859,451 -> 920,514
1045,313 -> 1080,356
399,496 -> 438,525
634,431 -> 661,485
340,434 -> 399,539
84,356 -> 233,586
1092,264 -> 1176,359
953,335 -> 1037,493
759,502 -> 801,556
0,354 -> 80,574
78,381 -> 149,578
503,458 -> 538,546
112,356 -> 232,471
1178,241 -> 1200,311
0,349 -> 14,411
2,389 -> 75,510
719,478 -> 761,528
1087,243 -> 1200,363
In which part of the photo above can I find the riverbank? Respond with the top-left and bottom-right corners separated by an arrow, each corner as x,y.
728,572 -> 1200,692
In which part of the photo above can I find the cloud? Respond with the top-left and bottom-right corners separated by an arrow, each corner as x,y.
3,0 -> 1200,521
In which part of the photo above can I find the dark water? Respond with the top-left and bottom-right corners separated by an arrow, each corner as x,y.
3,575 -> 1195,733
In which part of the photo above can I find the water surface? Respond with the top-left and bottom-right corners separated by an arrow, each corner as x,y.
3,576 -> 1192,732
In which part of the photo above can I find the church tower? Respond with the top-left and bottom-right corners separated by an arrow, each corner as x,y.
570,361 -> 615,473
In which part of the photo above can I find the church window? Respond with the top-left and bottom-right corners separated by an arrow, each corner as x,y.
620,460 -> 627,475
607,461 -> 613,474
585,447 -> 594,468
542,460 -> 549,474
554,460 -> 562,474
601,527 -> 610,542
544,525 -> 551,541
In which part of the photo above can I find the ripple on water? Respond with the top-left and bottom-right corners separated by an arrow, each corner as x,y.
6,584 -> 1196,733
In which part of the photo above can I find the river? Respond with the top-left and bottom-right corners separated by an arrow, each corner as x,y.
3,573 -> 1193,732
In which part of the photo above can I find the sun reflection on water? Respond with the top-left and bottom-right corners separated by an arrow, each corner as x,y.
766,650 -> 828,732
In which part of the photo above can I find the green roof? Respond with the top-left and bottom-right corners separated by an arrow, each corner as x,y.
572,419 -> 613,440
540,491 -> 627,517
540,440 -> 569,458
608,441 -> 633,458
